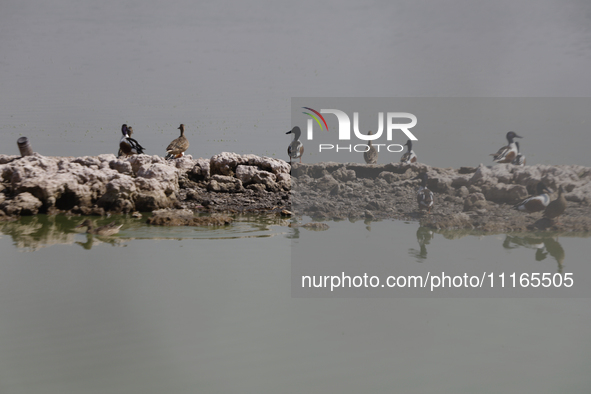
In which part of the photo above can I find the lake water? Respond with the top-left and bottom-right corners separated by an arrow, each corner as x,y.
1,215 -> 591,393
2,0 -> 591,392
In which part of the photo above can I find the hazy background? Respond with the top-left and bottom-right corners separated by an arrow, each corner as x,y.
1,0 -> 591,163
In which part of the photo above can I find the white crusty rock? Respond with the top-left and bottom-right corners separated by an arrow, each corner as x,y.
210,152 -> 291,176
210,152 -> 245,176
208,175 -> 243,193
1,192 -> 43,216
191,158 -> 211,180
235,165 -> 277,185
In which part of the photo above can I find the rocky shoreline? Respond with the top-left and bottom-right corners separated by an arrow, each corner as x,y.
0,152 -> 291,219
1,152 -> 590,232
290,161 -> 591,232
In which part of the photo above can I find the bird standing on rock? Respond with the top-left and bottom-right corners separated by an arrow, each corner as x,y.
165,124 -> 190,159
364,130 -> 378,164
491,131 -> 522,163
400,140 -> 417,164
413,172 -> 433,214
286,126 -> 304,164
544,186 -> 567,223
118,124 -> 145,157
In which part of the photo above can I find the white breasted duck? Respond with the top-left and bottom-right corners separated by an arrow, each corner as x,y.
286,126 -> 304,164
513,182 -> 552,213
165,124 -> 189,159
511,141 -> 526,166
118,124 -> 145,157
490,131 -> 522,163
400,140 -> 417,164
413,172 -> 434,213
364,130 -> 378,164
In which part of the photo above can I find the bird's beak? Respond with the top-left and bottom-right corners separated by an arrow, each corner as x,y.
75,223 -> 83,228
515,134 -> 523,138
286,130 -> 292,134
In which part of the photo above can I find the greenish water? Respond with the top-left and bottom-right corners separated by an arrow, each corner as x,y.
1,215 -> 590,392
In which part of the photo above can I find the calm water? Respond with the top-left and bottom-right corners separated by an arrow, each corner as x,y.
2,0 -> 591,392
1,215 -> 591,392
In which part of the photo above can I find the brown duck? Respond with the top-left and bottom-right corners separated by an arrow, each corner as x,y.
363,130 -> 378,164
76,219 -> 123,236
165,124 -> 189,159
544,186 -> 567,222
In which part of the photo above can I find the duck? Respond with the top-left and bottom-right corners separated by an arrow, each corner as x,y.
364,130 -> 378,164
286,126 -> 304,164
490,131 -> 522,163
513,182 -> 552,213
118,124 -> 146,157
544,186 -> 567,223
511,141 -> 526,166
165,124 -> 189,159
75,219 -> 123,236
400,140 -> 417,164
413,172 -> 434,213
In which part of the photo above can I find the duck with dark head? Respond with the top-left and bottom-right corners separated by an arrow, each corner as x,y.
491,131 -> 522,163
118,124 -> 146,157
400,140 -> 417,164
412,172 -> 433,214
286,126 -> 304,164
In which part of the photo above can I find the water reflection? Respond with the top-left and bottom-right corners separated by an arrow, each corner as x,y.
503,235 -> 566,273
408,227 -> 434,262
75,233 -> 124,250
408,226 -> 587,273
0,214 -> 289,250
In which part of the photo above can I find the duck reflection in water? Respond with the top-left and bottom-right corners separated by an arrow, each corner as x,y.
503,235 -> 565,273
408,226 -> 434,262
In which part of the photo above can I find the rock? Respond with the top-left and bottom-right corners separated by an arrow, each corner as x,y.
210,152 -> 245,176
314,175 -> 339,192
456,186 -> 469,198
0,155 -> 18,165
243,154 -> 290,175
277,173 -> 290,182
332,167 -> 356,182
463,193 -> 487,212
246,184 -> 267,193
481,183 -> 528,203
469,165 -> 498,186
191,158 -> 211,181
208,175 -> 243,193
235,165 -> 276,185
378,171 -> 400,184
171,156 -> 196,172
458,167 -> 477,174
109,159 -> 133,175
2,192 -> 43,215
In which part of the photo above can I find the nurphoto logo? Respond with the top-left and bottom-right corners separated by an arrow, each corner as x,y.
301,107 -> 418,154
